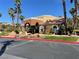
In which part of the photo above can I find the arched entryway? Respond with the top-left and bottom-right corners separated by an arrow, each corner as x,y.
24,23 -> 30,32
52,26 -> 58,34
35,22 -> 39,33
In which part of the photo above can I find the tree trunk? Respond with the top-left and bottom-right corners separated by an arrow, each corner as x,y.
74,0 -> 78,28
16,4 -> 20,30
21,20 -> 23,31
16,4 -> 19,24
12,17 -> 15,31
62,0 -> 67,35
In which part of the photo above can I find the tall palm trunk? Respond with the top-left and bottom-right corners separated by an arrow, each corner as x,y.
20,20 -> 23,31
16,5 -> 19,24
62,0 -> 67,35
70,0 -> 78,28
16,4 -> 20,30
74,0 -> 78,28
12,17 -> 15,31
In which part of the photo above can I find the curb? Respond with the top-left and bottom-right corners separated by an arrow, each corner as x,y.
16,38 -> 79,44
0,36 -> 16,39
0,36 -> 79,44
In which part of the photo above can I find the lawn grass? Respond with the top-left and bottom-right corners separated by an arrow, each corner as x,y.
14,33 -> 79,42
0,32 -> 9,36
44,36 -> 79,42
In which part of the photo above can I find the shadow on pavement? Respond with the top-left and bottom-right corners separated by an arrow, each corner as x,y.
0,40 -> 15,56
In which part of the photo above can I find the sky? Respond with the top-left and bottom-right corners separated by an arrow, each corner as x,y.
0,0 -> 74,23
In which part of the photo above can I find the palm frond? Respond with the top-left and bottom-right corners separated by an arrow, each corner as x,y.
69,8 -> 75,16
19,15 -> 25,21
70,0 -> 73,3
15,0 -> 21,5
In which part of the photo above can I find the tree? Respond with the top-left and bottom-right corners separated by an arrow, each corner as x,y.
70,8 -> 75,16
19,15 -> 25,23
70,0 -> 73,3
67,18 -> 73,27
15,0 -> 22,24
76,16 -> 79,28
19,15 -> 25,31
70,0 -> 78,28
69,8 -> 75,27
62,0 -> 67,35
77,0 -> 79,12
8,8 -> 15,31
0,14 -> 1,17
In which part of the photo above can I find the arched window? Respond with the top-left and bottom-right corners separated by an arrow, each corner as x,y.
24,23 -> 30,27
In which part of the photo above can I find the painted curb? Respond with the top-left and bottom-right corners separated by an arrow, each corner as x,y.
0,36 -> 79,44
16,38 -> 79,44
0,36 -> 16,38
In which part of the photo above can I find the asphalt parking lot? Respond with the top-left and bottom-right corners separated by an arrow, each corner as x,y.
0,38 -> 79,59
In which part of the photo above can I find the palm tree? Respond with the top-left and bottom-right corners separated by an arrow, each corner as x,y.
62,0 -> 67,35
0,13 -> 2,31
67,18 -> 72,27
19,15 -> 25,31
0,13 -> 2,18
70,0 -> 78,28
70,8 -> 75,16
77,1 -> 79,11
77,3 -> 79,8
19,15 -> 25,24
70,0 -> 73,3
69,8 -> 75,27
8,8 -> 15,31
15,0 -> 22,24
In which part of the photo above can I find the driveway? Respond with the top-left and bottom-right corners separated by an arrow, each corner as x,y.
0,38 -> 79,59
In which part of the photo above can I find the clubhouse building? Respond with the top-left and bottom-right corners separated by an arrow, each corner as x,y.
24,15 -> 65,34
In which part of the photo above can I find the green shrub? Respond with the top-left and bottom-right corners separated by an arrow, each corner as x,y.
15,30 -> 19,34
0,32 -> 9,36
